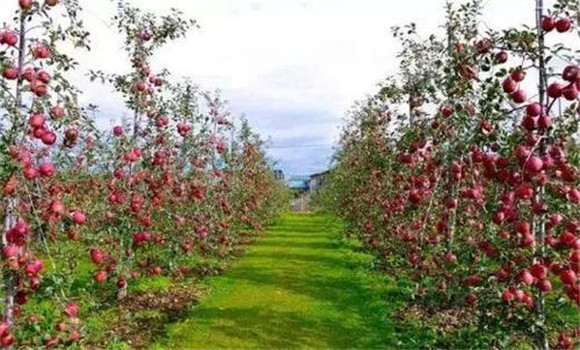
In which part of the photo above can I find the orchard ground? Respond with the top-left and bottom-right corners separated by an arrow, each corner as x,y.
155,212 -> 578,349
79,212 -> 415,348
75,211 -> 524,349
155,212 -> 402,349
21,212 -> 580,348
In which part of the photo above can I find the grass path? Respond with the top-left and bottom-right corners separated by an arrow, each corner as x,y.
156,213 -> 403,349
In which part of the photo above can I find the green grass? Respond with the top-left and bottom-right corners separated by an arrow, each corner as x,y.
155,212 -> 406,349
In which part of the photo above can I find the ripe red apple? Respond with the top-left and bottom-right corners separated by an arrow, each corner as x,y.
50,199 -> 65,215
64,302 -> 78,318
562,83 -> 578,101
33,128 -> 46,139
67,229 -> 80,241
32,45 -> 51,59
555,17 -> 572,33
50,106 -> 65,119
113,126 -> 123,136
30,80 -> 48,97
440,106 -> 453,118
476,39 -> 491,54
502,78 -> 517,94
19,0 -> 33,10
0,31 -> 18,46
559,332 -> 572,348
517,221 -> 531,235
36,70 -> 50,84
563,65 -> 580,82
492,211 -> 505,224
537,279 -> 552,292
521,292 -> 534,308
568,188 -> 580,203
522,115 -> 538,131
445,198 -> 457,209
525,156 -> 543,174
1,333 -> 14,347
0,321 -> 10,338
537,115 -> 552,130
22,67 -> 35,82
548,82 -> 563,98
511,89 -> 527,104
94,270 -> 107,283
516,184 -> 534,200
501,290 -> 514,303
560,269 -> 577,285
511,70 -> 526,82
541,16 -> 555,32
530,263 -> 548,279
136,81 -> 147,92
3,245 -> 19,259
444,252 -> 457,264
116,278 -> 127,289
2,66 -> 18,80
517,269 -> 534,285
90,248 -> 105,265
465,293 -> 477,307
526,102 -> 542,117
29,113 -> 45,128
495,51 -> 508,63
38,162 -> 54,177
41,131 -> 56,145
570,250 -> 580,264
71,211 -> 86,225
23,167 -> 38,180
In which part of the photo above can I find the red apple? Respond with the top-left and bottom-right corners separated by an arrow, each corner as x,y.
19,0 -> 33,10
71,211 -> 86,225
38,162 -> 54,177
562,83 -> 578,101
548,82 -> 563,98
541,16 -> 555,32
511,89 -> 527,104
560,269 -> 577,285
525,156 -> 543,174
502,78 -> 517,94
495,51 -> 508,63
530,263 -> 548,279
537,279 -> 552,292
555,17 -> 572,33
526,102 -> 542,117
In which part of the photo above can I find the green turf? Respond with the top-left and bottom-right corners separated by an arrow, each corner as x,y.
155,212 -> 403,349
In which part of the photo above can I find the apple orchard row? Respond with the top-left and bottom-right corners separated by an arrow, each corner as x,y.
320,1 -> 579,349
1,0 -> 287,347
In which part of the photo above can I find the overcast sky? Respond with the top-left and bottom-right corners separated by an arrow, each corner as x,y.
2,0 -> 567,175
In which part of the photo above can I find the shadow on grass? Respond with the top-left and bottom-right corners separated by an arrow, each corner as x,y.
177,305 -> 389,349
252,239 -> 337,250
245,251 -> 346,268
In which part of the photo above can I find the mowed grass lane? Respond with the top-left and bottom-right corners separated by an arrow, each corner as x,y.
156,213 -> 402,349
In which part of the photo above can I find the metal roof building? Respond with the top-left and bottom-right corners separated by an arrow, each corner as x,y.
287,176 -> 310,192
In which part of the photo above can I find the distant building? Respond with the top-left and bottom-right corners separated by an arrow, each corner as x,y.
287,176 -> 310,194
274,169 -> 284,180
286,170 -> 330,195
308,170 -> 329,192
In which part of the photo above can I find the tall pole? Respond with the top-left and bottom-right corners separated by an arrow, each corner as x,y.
534,0 -> 548,349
